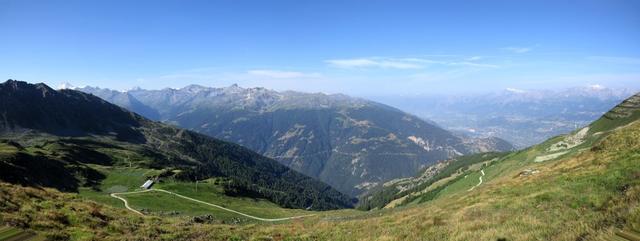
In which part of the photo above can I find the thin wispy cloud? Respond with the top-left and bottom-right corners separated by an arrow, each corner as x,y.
326,57 -> 499,69
247,69 -> 321,79
502,46 -> 532,54
325,58 -> 426,69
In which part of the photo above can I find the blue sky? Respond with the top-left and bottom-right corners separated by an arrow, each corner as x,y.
1,0 -> 639,95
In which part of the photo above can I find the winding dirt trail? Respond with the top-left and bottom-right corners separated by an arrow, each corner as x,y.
110,188 -> 314,221
467,169 -> 485,192
110,190 -> 151,215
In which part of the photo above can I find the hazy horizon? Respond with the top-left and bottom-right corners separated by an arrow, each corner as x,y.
45,80 -> 639,99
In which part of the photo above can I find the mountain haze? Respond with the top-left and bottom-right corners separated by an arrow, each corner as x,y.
373,86 -> 637,148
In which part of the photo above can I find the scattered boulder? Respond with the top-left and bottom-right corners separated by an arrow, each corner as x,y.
518,169 -> 540,177
191,214 -> 216,224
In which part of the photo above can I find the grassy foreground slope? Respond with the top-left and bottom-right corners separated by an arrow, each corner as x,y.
1,116 -> 638,240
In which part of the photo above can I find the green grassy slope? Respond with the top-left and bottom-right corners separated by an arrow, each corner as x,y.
358,152 -> 508,210
363,93 -> 640,211
1,117 -> 638,240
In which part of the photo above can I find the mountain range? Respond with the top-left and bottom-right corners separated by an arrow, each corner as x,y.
76,84 -> 514,196
0,79 -> 353,210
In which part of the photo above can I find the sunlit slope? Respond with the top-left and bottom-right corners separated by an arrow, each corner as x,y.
358,152 -> 509,210
363,92 -> 640,211
2,115 -> 637,240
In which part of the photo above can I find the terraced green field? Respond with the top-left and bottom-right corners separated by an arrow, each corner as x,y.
78,165 -> 317,222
